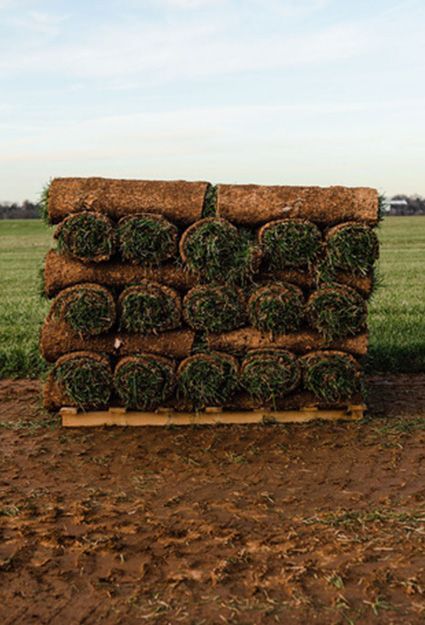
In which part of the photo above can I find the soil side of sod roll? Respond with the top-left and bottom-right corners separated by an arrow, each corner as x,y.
118,282 -> 181,334
44,351 -> 112,411
325,222 -> 380,276
117,213 -> 178,265
183,285 -> 246,333
177,352 -> 239,410
306,285 -> 367,341
240,349 -> 301,406
54,212 -> 116,263
207,327 -> 368,357
49,283 -> 116,336
248,282 -> 304,335
114,354 -> 175,410
43,250 -> 196,297
258,219 -> 322,270
47,177 -> 210,224
217,184 -> 379,226
261,269 -> 374,298
40,317 -> 195,362
302,350 -> 362,404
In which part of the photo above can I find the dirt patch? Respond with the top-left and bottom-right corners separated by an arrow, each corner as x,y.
0,375 -> 424,625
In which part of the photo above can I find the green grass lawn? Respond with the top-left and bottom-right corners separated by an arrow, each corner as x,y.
0,216 -> 424,378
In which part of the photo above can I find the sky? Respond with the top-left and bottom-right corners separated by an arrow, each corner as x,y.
1,0 -> 424,202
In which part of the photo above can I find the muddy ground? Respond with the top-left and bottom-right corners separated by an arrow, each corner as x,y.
0,375 -> 424,625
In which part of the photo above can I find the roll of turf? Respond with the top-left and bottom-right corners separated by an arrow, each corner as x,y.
117,213 -> 178,265
306,285 -> 367,341
217,184 -> 379,226
46,177 -> 210,224
54,211 -> 116,263
302,350 -> 361,403
50,284 -> 115,336
248,282 -> 304,335
258,219 -> 322,270
114,354 -> 175,410
119,281 -> 181,334
325,222 -> 379,276
177,352 -> 239,409
180,217 -> 259,284
49,351 -> 112,410
183,285 -> 245,333
240,349 -> 301,405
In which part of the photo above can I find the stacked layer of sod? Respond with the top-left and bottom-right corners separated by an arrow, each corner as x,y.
41,177 -> 379,413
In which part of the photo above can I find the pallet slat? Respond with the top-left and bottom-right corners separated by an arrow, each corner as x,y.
60,405 -> 366,427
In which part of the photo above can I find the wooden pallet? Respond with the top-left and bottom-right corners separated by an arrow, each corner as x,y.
60,404 -> 366,427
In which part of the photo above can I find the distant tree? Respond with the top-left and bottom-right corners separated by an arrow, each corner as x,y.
389,194 -> 425,216
0,200 -> 40,219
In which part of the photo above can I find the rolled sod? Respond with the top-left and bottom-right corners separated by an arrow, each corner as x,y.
54,211 -> 116,263
306,285 -> 367,341
183,285 -> 246,333
43,250 -> 195,298
40,316 -> 195,362
302,350 -> 361,403
45,351 -> 112,410
248,282 -> 304,335
258,219 -> 322,270
50,283 -> 115,336
47,177 -> 209,224
180,217 -> 260,284
217,184 -> 379,226
240,349 -> 301,405
118,282 -> 181,334
114,354 -> 175,410
177,352 -> 239,409
262,269 -> 374,298
325,222 -> 379,276
207,327 -> 368,357
117,213 -> 178,265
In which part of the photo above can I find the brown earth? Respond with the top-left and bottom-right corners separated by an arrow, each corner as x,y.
0,375 -> 424,625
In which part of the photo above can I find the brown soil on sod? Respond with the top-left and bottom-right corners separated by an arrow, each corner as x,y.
43,250 -> 195,297
262,269 -> 374,297
47,177 -> 210,224
207,327 -> 368,356
217,184 -> 379,226
0,374 -> 424,625
40,317 -> 195,362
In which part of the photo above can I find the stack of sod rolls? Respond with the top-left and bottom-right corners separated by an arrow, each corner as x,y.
40,177 -> 379,413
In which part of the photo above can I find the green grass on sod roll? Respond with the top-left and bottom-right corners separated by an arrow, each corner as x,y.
307,285 -> 367,341
325,223 -> 379,276
202,184 -> 217,217
114,355 -> 175,410
183,285 -> 245,333
177,352 -> 238,409
118,214 -> 178,265
241,349 -> 301,406
302,351 -> 361,403
54,355 -> 112,409
259,219 -> 322,270
52,284 -> 115,336
56,212 -> 116,262
181,218 -> 259,284
248,283 -> 304,335
119,283 -> 181,334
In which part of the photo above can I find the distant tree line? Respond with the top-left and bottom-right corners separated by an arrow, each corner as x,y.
387,194 -> 425,216
0,200 -> 40,219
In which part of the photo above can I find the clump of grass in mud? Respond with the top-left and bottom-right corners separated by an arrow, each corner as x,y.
114,354 -> 175,410
325,222 -> 379,276
177,352 -> 238,409
248,282 -> 304,335
54,353 -> 112,409
119,282 -> 181,334
55,211 -> 116,263
302,351 -> 361,403
259,219 -> 322,270
51,284 -> 116,336
118,213 -> 178,265
306,285 -> 367,341
183,285 -> 246,333
180,217 -> 259,285
241,349 -> 301,406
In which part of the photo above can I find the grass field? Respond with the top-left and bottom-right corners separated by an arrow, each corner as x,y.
0,216 -> 424,378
